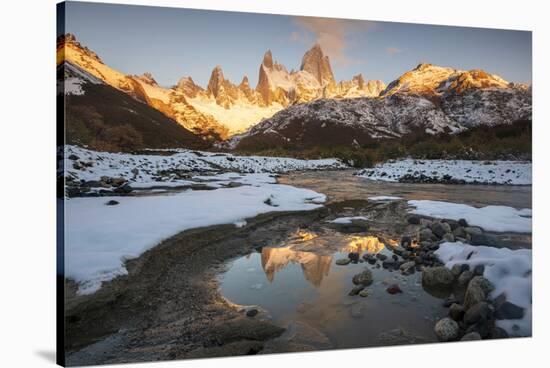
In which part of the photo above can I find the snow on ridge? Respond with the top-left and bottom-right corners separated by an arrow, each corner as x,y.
357,159 -> 531,185
436,242 -> 531,336
64,145 -> 348,189
66,183 -> 327,295
408,200 -> 531,233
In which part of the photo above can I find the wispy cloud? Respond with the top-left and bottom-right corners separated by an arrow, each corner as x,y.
291,16 -> 374,67
386,47 -> 404,55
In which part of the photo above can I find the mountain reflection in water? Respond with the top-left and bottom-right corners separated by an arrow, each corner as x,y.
259,230 -> 387,287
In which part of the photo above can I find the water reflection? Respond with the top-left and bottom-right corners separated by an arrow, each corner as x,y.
259,230 -> 388,287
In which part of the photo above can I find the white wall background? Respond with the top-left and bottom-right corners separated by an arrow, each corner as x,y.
0,0 -> 547,367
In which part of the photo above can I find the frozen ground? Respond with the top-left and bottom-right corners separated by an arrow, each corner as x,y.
408,200 -> 531,233
64,145 -> 347,190
436,242 -> 531,336
357,159 -> 531,185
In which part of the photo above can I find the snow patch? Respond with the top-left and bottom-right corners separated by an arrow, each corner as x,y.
408,200 -> 531,233
66,184 -> 327,295
435,242 -> 531,336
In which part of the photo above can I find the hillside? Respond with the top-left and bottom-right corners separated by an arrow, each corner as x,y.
58,62 -> 207,151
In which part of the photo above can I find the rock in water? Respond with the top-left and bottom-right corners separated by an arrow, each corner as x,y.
105,200 -> 119,206
352,269 -> 373,286
422,266 -> 455,289
348,252 -> 360,263
349,285 -> 365,296
386,284 -> 403,294
434,318 -> 459,342
359,289 -> 370,297
336,258 -> 351,266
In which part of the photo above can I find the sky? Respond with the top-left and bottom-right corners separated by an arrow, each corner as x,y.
61,1 -> 532,88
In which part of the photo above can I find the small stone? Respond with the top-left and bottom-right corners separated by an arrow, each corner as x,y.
401,236 -> 412,247
407,216 -> 421,225
432,222 -> 449,238
386,284 -> 402,294
434,318 -> 459,342
358,289 -> 370,297
449,303 -> 465,321
376,253 -> 388,261
352,269 -> 373,286
336,258 -> 351,266
105,200 -> 119,206
461,332 -> 482,341
348,252 -> 360,263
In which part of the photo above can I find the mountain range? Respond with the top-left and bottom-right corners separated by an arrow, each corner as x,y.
57,33 -> 531,151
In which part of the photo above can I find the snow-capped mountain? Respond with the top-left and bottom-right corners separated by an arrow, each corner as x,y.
58,34 -> 385,137
229,64 -> 531,150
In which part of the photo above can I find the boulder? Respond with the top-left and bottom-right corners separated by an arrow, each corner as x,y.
464,277 -> 493,310
407,216 -> 421,225
422,266 -> 455,289
434,318 -> 459,342
458,218 -> 469,227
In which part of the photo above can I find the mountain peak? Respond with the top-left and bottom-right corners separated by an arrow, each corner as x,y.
300,44 -> 335,86
207,66 -> 226,97
262,50 -> 274,68
136,72 -> 158,86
